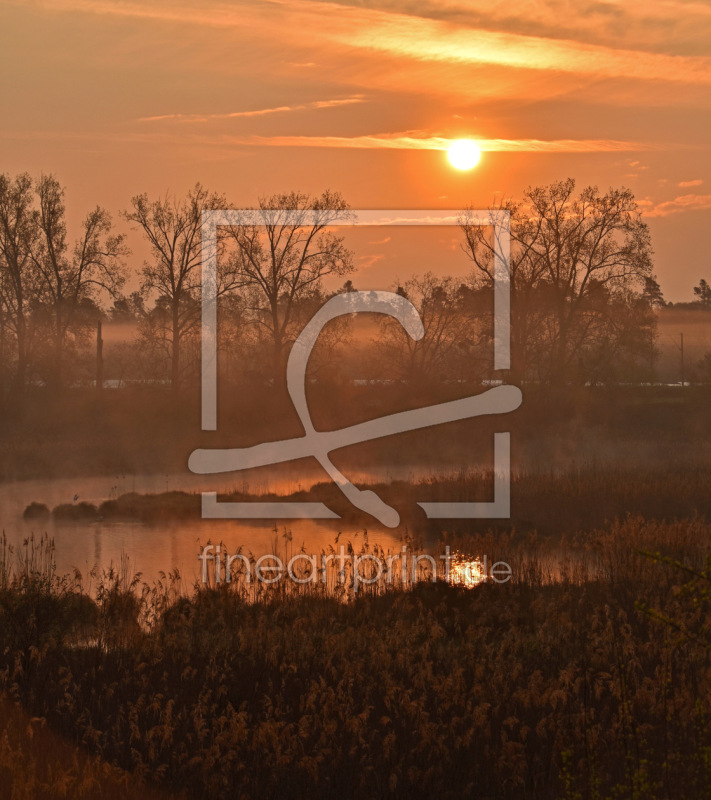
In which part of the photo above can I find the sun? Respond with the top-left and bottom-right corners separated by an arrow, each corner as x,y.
447,139 -> 481,170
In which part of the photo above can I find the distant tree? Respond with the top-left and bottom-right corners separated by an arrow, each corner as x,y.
642,276 -> 666,308
697,351 -> 711,384
124,184 -> 238,391
109,292 -> 145,323
30,175 -> 128,389
0,173 -> 39,399
214,291 -> 254,387
693,278 -> 711,307
577,288 -> 659,384
377,274 -> 485,385
227,191 -> 354,382
131,295 -> 195,384
461,178 -> 654,384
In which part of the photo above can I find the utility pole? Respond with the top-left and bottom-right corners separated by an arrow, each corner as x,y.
680,332 -> 685,387
96,319 -> 103,392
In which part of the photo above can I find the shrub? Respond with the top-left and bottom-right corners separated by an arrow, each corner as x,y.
52,501 -> 98,520
22,502 -> 51,520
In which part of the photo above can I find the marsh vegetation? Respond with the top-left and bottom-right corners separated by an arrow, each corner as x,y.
3,519 -> 711,799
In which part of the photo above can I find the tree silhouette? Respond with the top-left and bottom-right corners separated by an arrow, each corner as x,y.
227,191 -> 354,383
32,175 -> 128,389
124,184 -> 239,391
693,278 -> 711,307
461,178 -> 655,384
0,173 -> 38,399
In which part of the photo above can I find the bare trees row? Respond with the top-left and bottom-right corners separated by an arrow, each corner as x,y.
120,187 -> 354,391
372,180 -> 657,387
0,177 -> 354,397
0,173 -> 661,399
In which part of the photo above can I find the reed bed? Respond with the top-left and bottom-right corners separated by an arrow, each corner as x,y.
2,517 -> 711,798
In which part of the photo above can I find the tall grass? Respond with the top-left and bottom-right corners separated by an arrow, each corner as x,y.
2,518 -> 711,798
0,695 -> 180,799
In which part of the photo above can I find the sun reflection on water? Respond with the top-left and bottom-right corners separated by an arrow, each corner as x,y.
447,552 -> 487,587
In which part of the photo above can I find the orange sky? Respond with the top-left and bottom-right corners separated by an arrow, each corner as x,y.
1,0 -> 710,299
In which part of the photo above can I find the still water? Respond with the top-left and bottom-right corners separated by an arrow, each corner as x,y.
0,464 -> 441,587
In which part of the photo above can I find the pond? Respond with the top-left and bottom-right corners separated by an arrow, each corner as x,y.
0,463 -> 448,588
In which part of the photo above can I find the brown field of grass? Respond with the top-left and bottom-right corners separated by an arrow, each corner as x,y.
0,696 -> 180,800
3,516 -> 711,798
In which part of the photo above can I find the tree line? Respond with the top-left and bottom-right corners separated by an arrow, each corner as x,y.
0,174 -> 664,402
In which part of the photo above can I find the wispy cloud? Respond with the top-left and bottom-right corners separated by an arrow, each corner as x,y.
138,97 -> 365,123
0,127 -> 656,154
358,0 -> 711,55
678,179 -> 703,188
217,132 -> 655,153
358,253 -> 386,270
312,98 -> 363,109
19,0 -> 711,88
642,193 -> 711,217
328,6 -> 711,86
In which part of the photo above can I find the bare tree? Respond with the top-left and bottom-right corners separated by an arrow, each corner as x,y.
227,191 -> 354,381
461,178 -> 655,384
124,184 -> 235,391
29,175 -> 128,389
0,173 -> 38,399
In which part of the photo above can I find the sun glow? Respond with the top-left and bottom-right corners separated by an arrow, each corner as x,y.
447,139 -> 481,170
448,552 -> 487,586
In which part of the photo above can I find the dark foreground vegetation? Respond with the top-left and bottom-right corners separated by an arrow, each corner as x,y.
3,519 -> 711,799
0,696 -> 175,800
